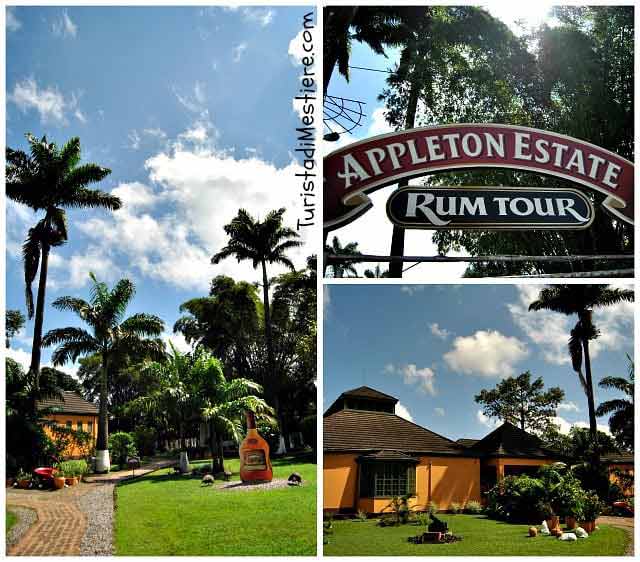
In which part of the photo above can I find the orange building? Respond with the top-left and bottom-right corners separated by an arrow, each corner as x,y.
603,452 -> 634,496
37,391 -> 99,459
324,387 -> 571,515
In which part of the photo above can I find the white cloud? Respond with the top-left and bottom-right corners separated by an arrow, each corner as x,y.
173,83 -> 208,114
74,109 -> 87,124
400,285 -> 425,296
7,7 -> 22,32
385,363 -> 436,395
323,285 -> 331,320
242,7 -> 274,27
288,28 -> 315,67
54,123 -> 310,291
509,284 -> 634,365
552,415 -> 610,435
178,121 -> 213,145
9,78 -> 72,125
162,332 -> 192,354
429,322 -> 451,340
477,410 -> 500,429
395,401 -> 414,422
367,107 -> 394,137
434,407 -> 445,417
232,42 -> 248,63
51,9 -> 77,38
444,330 -> 529,378
48,246 -> 120,289
557,401 -> 580,413
127,128 -> 168,150
5,346 -> 31,371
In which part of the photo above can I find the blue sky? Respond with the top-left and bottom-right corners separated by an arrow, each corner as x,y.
5,6 -> 316,374
324,284 -> 633,441
323,4 -> 561,279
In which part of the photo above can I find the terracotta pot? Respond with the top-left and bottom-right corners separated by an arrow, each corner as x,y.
581,520 -> 596,533
546,516 -> 560,531
565,516 -> 577,529
6,478 -> 15,488
17,479 -> 31,489
53,476 -> 66,490
65,477 -> 78,486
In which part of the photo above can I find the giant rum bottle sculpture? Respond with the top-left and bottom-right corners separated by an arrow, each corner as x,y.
239,410 -> 273,483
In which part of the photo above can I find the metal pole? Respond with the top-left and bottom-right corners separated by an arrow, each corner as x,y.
326,253 -> 633,264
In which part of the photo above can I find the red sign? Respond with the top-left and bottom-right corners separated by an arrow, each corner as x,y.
324,124 -> 634,230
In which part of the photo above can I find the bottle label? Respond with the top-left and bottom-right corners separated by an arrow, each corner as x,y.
244,450 -> 267,471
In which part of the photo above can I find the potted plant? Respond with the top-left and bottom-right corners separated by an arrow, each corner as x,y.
538,501 -> 559,531
16,469 -> 31,489
53,466 -> 66,490
581,493 -> 603,533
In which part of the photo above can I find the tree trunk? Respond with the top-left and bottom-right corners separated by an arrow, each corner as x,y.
97,355 -> 109,451
29,242 -> 51,391
261,260 -> 275,393
582,335 -> 599,461
388,67 -> 420,278
217,434 -> 225,474
209,420 -> 219,473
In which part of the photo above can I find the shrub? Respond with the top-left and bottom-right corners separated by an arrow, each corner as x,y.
450,502 -> 462,514
485,475 -> 545,522
355,509 -> 367,521
582,493 -> 604,521
256,417 -> 281,453
56,460 -> 89,478
465,500 -> 483,514
427,501 -> 439,515
415,512 -> 430,526
108,432 -> 138,466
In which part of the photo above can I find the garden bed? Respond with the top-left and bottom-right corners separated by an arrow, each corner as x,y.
323,514 -> 630,556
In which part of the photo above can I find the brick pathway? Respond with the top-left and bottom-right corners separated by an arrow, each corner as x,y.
6,459 -> 175,556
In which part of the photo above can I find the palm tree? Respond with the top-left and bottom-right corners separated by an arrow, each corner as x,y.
212,208 -> 302,452
596,354 -> 634,451
6,134 -> 120,388
324,236 -> 362,278
528,285 -> 634,457
42,273 -> 165,472
195,351 -> 274,473
364,265 -> 389,278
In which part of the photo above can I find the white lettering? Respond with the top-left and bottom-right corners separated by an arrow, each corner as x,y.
425,136 -> 446,161
602,162 -> 622,189
461,133 -> 482,157
551,142 -> 568,167
565,149 -> 586,175
386,143 -> 406,170
338,154 -> 370,188
364,148 -> 386,175
405,193 -> 451,226
587,154 -> 606,179
407,139 -> 427,164
556,198 -> 589,222
514,132 -> 532,160
484,133 -> 505,158
510,197 -> 535,216
493,197 -> 510,215
441,133 -> 461,158
460,197 -> 487,216
533,139 -> 550,164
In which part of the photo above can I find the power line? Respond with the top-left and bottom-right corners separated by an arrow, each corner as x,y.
348,64 -> 395,74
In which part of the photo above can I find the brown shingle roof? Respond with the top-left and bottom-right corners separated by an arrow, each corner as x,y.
456,438 -> 479,448
324,409 -> 467,456
36,391 -> 99,415
468,422 -> 560,459
358,450 -> 419,462
602,452 -> 634,464
342,386 -> 398,403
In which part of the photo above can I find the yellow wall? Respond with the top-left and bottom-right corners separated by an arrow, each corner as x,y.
323,454 -> 481,513
43,413 -> 98,459
485,457 -> 553,479
608,463 -> 634,497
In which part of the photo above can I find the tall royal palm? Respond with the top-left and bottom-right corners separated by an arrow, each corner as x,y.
529,285 -> 634,457
212,208 -> 301,451
42,274 -> 165,472
6,134 -> 120,388
324,236 -> 362,278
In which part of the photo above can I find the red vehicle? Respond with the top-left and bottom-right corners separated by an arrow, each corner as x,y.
32,467 -> 58,488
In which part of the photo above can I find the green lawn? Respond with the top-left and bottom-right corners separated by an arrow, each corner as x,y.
324,514 -> 630,556
6,510 -> 18,534
114,455 -> 316,556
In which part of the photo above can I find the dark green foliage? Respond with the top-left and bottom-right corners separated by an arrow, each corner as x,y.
108,432 -> 138,466
5,309 -> 25,348
301,414 -> 317,450
596,355 -> 634,451
324,237 -> 362,278
475,371 -> 564,432
133,426 -> 158,457
485,474 -> 546,522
